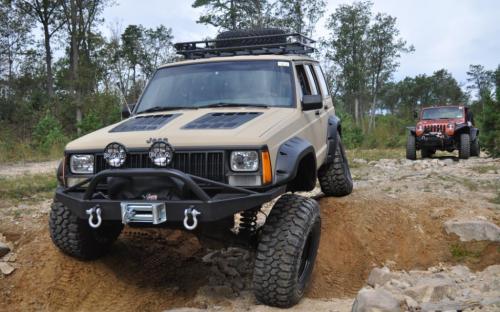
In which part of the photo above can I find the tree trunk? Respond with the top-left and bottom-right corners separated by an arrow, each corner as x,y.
354,96 -> 360,126
369,93 -> 377,131
43,22 -> 54,97
69,0 -> 81,135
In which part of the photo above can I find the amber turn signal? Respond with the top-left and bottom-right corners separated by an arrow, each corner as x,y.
261,150 -> 272,185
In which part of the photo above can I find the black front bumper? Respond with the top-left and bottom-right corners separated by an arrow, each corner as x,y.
55,168 -> 285,224
416,134 -> 455,149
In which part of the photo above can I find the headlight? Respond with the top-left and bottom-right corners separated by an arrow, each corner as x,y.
103,142 -> 127,167
230,151 -> 259,172
70,154 -> 94,174
149,141 -> 174,167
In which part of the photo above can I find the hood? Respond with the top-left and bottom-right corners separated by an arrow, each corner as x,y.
418,117 -> 464,126
65,107 -> 298,151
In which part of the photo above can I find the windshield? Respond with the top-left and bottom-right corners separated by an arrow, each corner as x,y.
421,107 -> 463,120
136,60 -> 294,113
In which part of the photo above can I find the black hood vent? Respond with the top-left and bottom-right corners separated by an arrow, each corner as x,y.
183,112 -> 262,129
109,114 -> 180,132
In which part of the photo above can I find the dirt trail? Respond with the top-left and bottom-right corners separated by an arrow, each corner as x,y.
0,160 -> 58,177
0,155 -> 498,311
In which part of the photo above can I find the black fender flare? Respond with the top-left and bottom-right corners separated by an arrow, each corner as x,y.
470,127 -> 479,141
407,126 -> 416,136
274,137 -> 316,186
325,115 -> 341,164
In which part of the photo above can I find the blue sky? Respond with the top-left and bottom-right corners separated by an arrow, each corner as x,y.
102,0 -> 500,86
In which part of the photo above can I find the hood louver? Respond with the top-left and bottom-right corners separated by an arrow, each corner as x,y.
182,112 -> 262,129
109,114 -> 180,132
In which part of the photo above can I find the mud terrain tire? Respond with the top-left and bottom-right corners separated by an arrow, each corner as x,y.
253,194 -> 321,308
471,138 -> 480,157
406,134 -> 417,160
459,133 -> 471,159
318,134 -> 353,197
216,28 -> 287,48
49,201 -> 123,260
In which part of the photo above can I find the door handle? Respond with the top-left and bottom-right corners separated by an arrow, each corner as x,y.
315,110 -> 320,116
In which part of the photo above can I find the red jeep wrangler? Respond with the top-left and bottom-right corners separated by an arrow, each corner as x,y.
406,106 -> 480,160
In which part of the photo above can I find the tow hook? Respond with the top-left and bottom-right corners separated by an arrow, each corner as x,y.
86,206 -> 102,229
183,207 -> 201,231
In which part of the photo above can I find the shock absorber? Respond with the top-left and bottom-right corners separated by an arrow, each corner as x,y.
239,208 -> 259,237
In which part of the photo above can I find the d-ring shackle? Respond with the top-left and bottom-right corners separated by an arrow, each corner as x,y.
183,207 -> 201,230
86,206 -> 102,228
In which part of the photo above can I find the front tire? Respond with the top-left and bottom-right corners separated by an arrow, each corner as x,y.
318,134 -> 353,197
49,201 -> 123,260
459,133 -> 470,159
471,138 -> 480,157
406,134 -> 417,160
253,194 -> 321,308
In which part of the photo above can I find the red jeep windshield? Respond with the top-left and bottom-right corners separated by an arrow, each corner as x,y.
421,107 -> 464,120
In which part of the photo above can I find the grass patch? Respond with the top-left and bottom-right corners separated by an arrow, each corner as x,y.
0,173 -> 57,202
450,243 -> 481,261
0,140 -> 63,164
346,148 -> 405,162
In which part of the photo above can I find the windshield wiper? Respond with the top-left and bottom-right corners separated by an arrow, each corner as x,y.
198,102 -> 269,109
137,106 -> 198,114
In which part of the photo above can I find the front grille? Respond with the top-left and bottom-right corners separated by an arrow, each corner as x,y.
95,151 -> 225,182
424,124 -> 445,133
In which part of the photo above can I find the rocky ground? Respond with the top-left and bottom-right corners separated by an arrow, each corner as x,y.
0,153 -> 499,311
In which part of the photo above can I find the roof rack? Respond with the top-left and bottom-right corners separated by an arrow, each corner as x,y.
174,33 -> 316,59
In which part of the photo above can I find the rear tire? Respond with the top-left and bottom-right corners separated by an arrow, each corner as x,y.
49,201 -> 123,260
471,138 -> 480,157
406,135 -> 417,160
253,194 -> 321,308
459,133 -> 470,159
318,134 -> 353,197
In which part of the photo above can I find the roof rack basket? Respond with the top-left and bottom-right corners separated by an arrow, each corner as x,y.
174,33 -> 316,59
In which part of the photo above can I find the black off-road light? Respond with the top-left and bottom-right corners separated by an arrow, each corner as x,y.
149,141 -> 173,167
103,142 -> 127,167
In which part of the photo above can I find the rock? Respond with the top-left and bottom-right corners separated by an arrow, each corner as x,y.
353,158 -> 368,165
352,288 -> 402,312
404,277 -> 454,303
444,220 -> 500,242
0,242 -> 10,258
0,262 -> 15,275
367,267 -> 395,287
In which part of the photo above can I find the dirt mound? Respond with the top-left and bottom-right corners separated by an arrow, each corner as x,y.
1,156 -> 499,311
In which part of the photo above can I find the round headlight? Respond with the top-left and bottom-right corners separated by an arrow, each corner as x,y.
103,142 -> 127,167
149,141 -> 173,167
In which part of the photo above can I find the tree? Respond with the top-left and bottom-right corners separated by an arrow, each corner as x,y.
0,0 -> 32,84
192,0 -> 268,30
366,13 -> 413,130
323,1 -> 371,126
480,65 -> 500,157
120,24 -> 143,86
466,64 -> 494,121
16,0 -> 66,97
60,0 -> 109,134
273,0 -> 325,36
141,25 -> 175,78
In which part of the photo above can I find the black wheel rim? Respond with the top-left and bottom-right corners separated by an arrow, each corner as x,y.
298,230 -> 314,284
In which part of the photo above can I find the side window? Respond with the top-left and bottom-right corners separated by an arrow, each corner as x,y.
304,65 -> 319,95
314,65 -> 330,97
295,65 -> 311,96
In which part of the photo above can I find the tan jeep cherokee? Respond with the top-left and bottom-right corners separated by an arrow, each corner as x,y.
50,29 -> 353,308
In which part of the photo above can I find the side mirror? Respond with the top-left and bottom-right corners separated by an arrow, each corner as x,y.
121,103 -> 135,119
413,110 -> 418,119
302,95 -> 323,111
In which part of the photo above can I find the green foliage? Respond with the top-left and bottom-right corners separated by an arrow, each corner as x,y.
362,115 -> 408,148
480,93 -> 500,157
32,113 -> 68,152
0,173 -> 57,202
337,110 -> 363,148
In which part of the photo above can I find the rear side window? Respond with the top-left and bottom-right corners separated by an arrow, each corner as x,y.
314,65 -> 330,97
304,65 -> 320,95
295,65 -> 312,96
